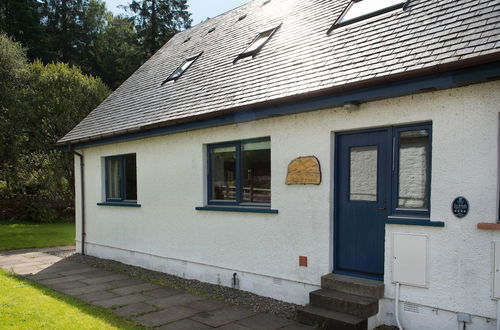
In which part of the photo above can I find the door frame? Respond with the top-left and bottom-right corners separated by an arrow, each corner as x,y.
332,123 -> 432,281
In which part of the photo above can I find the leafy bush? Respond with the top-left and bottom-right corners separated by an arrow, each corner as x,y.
13,201 -> 59,223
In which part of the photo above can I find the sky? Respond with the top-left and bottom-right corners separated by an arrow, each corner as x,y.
104,0 -> 250,26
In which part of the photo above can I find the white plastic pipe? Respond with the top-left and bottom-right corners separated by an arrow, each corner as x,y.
395,282 -> 403,330
497,299 -> 500,330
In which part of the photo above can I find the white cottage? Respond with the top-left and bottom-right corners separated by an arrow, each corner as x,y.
58,0 -> 500,329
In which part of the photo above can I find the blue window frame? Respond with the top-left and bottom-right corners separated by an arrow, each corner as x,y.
390,123 -> 432,218
207,137 -> 271,207
104,153 -> 137,203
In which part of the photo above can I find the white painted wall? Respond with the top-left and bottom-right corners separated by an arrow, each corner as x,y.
75,80 -> 500,329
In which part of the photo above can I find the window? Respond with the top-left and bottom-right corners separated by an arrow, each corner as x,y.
391,124 -> 431,218
162,52 -> 202,84
234,26 -> 280,63
333,0 -> 407,28
208,138 -> 271,206
105,154 -> 137,203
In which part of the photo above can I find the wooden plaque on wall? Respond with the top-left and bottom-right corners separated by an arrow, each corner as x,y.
285,156 -> 321,185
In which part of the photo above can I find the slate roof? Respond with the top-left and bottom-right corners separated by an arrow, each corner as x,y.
58,0 -> 500,145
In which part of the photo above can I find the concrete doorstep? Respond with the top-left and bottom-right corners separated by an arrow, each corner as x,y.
0,247 -> 313,330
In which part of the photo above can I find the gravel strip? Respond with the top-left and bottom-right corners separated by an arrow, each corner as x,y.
67,254 -> 299,320
45,248 -> 75,259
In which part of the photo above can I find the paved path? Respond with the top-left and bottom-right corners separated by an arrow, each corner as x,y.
0,247 -> 312,330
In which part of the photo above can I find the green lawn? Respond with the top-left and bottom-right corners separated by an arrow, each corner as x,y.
0,270 -> 143,329
0,221 -> 75,251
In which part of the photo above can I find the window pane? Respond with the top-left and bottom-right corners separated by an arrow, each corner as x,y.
243,30 -> 274,55
124,154 -> 137,200
242,141 -> 271,204
107,158 -> 122,199
398,130 -> 429,209
211,146 -> 237,201
340,0 -> 406,24
350,146 -> 377,201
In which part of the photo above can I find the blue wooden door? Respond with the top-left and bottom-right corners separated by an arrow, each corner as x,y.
335,130 -> 389,280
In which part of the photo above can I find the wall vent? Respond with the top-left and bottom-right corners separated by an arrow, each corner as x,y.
404,302 -> 420,313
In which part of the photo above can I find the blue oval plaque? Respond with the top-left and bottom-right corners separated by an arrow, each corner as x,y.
452,196 -> 469,218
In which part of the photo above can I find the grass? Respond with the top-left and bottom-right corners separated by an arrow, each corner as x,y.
0,221 -> 75,251
0,269 -> 143,329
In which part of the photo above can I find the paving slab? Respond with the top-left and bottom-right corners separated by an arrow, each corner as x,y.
79,290 -> 120,303
134,306 -> 199,327
236,313 -> 295,330
114,302 -> 158,317
63,283 -> 114,296
143,286 -> 182,298
185,299 -> 227,312
217,323 -> 254,330
58,267 -> 99,276
278,324 -> 315,330
49,280 -> 88,291
94,293 -> 150,308
81,274 -> 129,285
39,275 -> 86,285
149,293 -> 205,308
111,282 -> 161,295
108,278 -> 146,289
190,306 -> 256,327
156,318 -> 212,330
26,272 -> 64,281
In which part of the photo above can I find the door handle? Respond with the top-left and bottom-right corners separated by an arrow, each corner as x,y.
376,207 -> 386,210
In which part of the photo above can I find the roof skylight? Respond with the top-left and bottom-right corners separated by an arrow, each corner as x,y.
333,0 -> 407,28
162,52 -> 202,84
234,26 -> 280,63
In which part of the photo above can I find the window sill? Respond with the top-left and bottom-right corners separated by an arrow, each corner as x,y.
477,223 -> 500,230
97,202 -> 141,208
195,206 -> 278,214
386,217 -> 444,227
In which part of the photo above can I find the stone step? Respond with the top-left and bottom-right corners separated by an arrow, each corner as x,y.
297,305 -> 367,330
321,273 -> 384,299
309,289 -> 379,319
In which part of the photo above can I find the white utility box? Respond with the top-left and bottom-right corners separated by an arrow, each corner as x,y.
392,233 -> 428,287
492,241 -> 500,299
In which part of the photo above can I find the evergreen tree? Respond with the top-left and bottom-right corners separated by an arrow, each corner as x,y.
128,0 -> 191,57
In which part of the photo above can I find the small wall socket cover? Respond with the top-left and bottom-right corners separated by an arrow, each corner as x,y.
457,313 -> 472,323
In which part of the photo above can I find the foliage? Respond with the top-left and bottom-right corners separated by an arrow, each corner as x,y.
0,35 -> 110,204
12,202 -> 59,223
0,269 -> 143,329
0,0 -> 192,89
127,0 -> 191,57
0,221 -> 75,250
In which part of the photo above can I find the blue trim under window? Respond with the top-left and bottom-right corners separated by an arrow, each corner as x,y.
195,206 -> 278,214
97,202 -> 142,207
207,137 -> 271,207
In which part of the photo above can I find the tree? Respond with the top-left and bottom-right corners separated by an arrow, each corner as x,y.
0,34 -> 110,199
0,34 -> 29,194
0,0 -> 48,61
127,0 -> 191,57
93,15 -> 145,89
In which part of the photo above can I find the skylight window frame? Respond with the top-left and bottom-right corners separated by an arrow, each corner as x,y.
234,25 -> 281,63
162,52 -> 203,85
329,0 -> 408,31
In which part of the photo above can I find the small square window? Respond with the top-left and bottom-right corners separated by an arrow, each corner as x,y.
208,138 -> 271,206
105,154 -> 137,203
234,26 -> 280,63
162,52 -> 202,84
333,0 -> 407,28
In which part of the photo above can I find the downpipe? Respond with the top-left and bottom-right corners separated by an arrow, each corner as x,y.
395,282 -> 403,330
71,149 -> 85,255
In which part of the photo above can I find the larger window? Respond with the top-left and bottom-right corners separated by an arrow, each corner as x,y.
105,154 -> 137,203
391,124 -> 432,218
208,138 -> 271,206
332,0 -> 407,28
